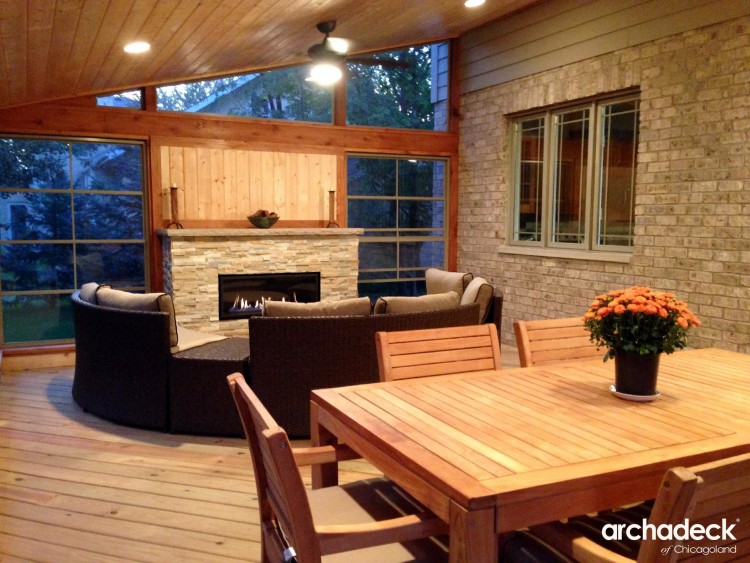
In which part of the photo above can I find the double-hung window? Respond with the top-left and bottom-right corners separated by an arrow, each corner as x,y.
511,94 -> 639,253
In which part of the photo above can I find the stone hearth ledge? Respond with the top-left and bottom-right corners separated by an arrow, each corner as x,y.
158,228 -> 363,336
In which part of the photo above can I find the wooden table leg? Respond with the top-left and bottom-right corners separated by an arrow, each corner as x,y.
449,501 -> 497,563
310,401 -> 339,489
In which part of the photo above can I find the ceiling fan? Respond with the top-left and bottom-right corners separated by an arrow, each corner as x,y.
306,20 -> 409,85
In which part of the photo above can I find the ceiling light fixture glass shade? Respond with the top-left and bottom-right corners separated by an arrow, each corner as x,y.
307,63 -> 342,86
124,41 -> 151,54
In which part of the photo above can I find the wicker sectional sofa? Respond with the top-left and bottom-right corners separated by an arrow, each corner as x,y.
71,287 -> 502,437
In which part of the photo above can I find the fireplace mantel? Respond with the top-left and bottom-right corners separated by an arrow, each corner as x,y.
158,228 -> 362,336
157,228 -> 363,239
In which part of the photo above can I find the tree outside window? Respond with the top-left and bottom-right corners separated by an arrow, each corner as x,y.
0,138 -> 146,345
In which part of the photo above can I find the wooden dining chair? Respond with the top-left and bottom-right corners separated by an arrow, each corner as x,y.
226,373 -> 449,562
509,452 -> 750,562
375,323 -> 502,382
513,317 -> 602,367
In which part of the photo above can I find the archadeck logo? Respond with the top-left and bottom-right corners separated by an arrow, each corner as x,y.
602,518 -> 738,542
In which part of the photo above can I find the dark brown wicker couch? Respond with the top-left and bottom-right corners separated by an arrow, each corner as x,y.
71,291 -> 248,434
71,291 -> 502,437
247,302 -> 491,437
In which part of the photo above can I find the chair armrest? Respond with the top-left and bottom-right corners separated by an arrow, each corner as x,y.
293,444 -> 361,466
529,521 -> 634,563
316,512 -> 447,555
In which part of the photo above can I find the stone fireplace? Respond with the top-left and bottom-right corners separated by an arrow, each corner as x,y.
158,228 -> 362,336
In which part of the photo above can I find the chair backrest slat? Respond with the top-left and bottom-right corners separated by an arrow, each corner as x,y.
377,324 -> 502,381
514,317 -> 601,367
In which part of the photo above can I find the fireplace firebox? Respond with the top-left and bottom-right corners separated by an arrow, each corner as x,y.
218,272 -> 321,320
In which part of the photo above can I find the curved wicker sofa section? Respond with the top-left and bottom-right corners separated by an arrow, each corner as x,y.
71,291 -> 173,431
248,301 -> 491,438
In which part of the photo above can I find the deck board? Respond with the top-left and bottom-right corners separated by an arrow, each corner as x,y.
0,366 -> 381,561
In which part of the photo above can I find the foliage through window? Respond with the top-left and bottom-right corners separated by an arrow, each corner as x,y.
156,67 -> 332,123
347,156 -> 447,299
0,138 -> 146,345
512,94 -> 639,251
346,43 -> 448,131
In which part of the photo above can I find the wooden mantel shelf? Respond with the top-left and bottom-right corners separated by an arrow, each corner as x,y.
157,228 -> 363,238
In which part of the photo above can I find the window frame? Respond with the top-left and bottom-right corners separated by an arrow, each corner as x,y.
346,154 -> 449,298
0,136 -> 149,346
509,92 -> 639,255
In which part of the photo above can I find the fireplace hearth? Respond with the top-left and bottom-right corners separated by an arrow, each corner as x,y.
218,272 -> 321,320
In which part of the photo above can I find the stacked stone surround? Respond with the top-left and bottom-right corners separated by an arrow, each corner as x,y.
459,16 -> 750,352
158,228 -> 362,336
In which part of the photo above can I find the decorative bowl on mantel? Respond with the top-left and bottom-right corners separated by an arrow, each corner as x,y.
248,210 -> 279,229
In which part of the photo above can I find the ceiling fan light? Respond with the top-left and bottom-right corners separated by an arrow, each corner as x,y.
326,37 -> 349,54
465,0 -> 485,7
307,63 -> 342,86
123,41 -> 151,54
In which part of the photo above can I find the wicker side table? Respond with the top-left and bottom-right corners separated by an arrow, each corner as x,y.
169,337 -> 249,436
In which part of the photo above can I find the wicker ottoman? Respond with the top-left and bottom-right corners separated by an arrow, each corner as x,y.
169,337 -> 249,436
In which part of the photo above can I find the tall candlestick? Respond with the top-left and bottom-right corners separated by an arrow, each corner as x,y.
327,189 -> 339,228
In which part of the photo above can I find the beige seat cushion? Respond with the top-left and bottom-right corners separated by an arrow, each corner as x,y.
425,268 -> 473,298
309,478 -> 448,562
96,287 -> 179,347
263,296 -> 372,317
374,291 -> 460,315
460,277 -> 494,323
170,324 -> 227,354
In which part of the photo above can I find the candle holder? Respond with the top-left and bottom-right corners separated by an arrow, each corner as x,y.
168,184 -> 183,229
327,190 -> 339,228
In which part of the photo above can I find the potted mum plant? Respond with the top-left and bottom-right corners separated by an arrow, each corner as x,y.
583,286 -> 700,398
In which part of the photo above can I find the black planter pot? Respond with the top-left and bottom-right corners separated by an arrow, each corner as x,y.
614,350 -> 660,396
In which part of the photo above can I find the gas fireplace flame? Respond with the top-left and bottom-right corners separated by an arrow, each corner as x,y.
230,291 -> 298,313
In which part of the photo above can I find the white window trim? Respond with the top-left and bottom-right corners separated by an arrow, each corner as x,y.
507,93 -> 639,257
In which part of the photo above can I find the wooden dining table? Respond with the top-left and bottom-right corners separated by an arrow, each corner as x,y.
310,348 -> 750,562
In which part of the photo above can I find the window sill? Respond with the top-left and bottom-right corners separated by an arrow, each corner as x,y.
498,246 -> 632,264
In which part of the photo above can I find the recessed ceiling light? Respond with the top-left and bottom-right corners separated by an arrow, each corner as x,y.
124,41 -> 151,54
465,0 -> 485,7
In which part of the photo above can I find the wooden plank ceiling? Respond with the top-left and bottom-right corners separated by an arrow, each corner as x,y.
0,0 -> 540,109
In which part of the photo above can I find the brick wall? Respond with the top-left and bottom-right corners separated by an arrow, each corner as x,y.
459,16 -> 750,353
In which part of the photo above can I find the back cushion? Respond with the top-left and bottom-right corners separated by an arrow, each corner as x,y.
460,277 -> 494,323
425,268 -> 473,298
374,291 -> 460,315
96,287 -> 178,347
264,297 -> 372,317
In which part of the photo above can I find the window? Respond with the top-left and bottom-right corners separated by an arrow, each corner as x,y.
96,89 -> 143,109
347,156 -> 447,299
346,42 -> 448,131
156,67 -> 332,123
0,138 -> 147,345
511,95 -> 639,251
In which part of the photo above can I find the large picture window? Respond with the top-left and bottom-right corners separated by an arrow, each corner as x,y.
347,156 -> 447,298
0,138 -> 147,345
511,94 -> 639,251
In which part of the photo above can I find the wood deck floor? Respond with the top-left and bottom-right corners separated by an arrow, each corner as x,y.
0,366 -> 382,562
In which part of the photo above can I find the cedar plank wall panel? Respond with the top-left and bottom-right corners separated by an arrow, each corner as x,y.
159,145 -> 335,222
460,0 -> 750,94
